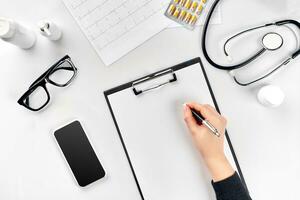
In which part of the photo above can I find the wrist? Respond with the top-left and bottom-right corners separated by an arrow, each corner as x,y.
205,155 -> 235,182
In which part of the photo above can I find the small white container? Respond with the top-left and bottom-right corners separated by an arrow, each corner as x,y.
38,20 -> 62,41
0,17 -> 36,49
257,85 -> 285,107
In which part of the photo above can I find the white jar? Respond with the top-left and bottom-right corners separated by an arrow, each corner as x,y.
257,85 -> 285,107
0,17 -> 36,49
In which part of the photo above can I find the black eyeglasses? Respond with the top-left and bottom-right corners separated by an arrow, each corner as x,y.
18,55 -> 78,111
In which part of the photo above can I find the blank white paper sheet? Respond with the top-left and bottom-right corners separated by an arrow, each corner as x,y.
62,0 -> 170,65
107,61 -> 242,199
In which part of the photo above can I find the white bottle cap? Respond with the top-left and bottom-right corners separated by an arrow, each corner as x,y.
0,17 -> 16,39
38,20 -> 62,41
38,21 -> 51,35
257,85 -> 285,107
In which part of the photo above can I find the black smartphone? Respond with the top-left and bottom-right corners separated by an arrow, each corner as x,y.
54,120 -> 105,187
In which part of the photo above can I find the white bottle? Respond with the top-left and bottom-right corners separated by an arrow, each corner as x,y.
257,85 -> 285,108
38,20 -> 62,41
0,17 -> 36,49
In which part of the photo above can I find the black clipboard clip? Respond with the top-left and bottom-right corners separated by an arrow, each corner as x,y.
132,69 -> 177,96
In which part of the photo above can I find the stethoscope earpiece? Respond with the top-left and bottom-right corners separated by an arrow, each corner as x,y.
262,32 -> 284,51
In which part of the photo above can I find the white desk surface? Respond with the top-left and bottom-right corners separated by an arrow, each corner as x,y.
0,0 -> 299,199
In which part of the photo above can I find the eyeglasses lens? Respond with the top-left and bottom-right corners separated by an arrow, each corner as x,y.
24,86 -> 49,110
48,60 -> 76,86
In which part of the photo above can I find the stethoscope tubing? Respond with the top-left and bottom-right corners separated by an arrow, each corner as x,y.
201,0 -> 300,87
231,57 -> 292,86
201,0 -> 262,70
223,25 -> 267,57
201,0 -> 300,71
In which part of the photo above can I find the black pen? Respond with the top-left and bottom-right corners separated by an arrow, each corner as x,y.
190,108 -> 220,137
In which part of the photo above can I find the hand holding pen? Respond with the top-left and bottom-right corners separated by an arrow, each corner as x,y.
190,108 -> 220,137
183,102 -> 234,182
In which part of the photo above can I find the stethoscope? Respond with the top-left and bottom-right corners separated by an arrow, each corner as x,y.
202,0 -> 300,86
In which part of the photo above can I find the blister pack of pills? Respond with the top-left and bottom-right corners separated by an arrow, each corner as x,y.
165,0 -> 208,30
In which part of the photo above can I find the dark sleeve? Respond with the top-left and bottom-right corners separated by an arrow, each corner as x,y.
211,172 -> 251,200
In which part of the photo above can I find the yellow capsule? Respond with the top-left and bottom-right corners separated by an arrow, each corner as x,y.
173,8 -> 181,18
173,0 -> 180,4
180,0 -> 186,6
184,0 -> 192,9
202,0 -> 207,3
168,4 -> 176,15
190,15 -> 198,25
191,1 -> 198,12
196,4 -> 203,15
179,10 -> 187,21
184,13 -> 193,23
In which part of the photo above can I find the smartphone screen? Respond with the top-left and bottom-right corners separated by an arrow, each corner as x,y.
54,120 -> 105,187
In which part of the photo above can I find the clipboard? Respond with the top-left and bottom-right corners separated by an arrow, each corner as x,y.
104,58 -> 248,199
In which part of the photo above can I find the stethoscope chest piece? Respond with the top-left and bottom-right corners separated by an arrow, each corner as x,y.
262,32 -> 284,51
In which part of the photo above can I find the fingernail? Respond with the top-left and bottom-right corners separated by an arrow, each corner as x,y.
183,103 -> 188,111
